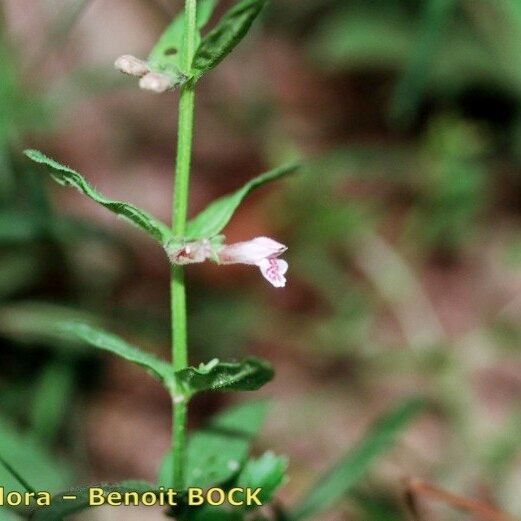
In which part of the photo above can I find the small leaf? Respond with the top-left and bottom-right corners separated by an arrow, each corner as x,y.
210,399 -> 269,437
24,150 -> 173,245
187,162 -> 298,239
191,0 -> 268,81
29,481 -> 155,521
186,401 -> 268,488
236,452 -> 288,507
148,0 -> 216,78
58,321 -> 172,385
176,357 -> 274,396
290,397 -> 426,521
159,400 -> 269,489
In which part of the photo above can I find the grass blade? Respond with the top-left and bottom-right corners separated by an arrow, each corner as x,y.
290,397 -> 426,521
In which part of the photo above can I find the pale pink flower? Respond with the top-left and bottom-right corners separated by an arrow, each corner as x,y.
114,55 -> 150,77
217,237 -> 286,265
114,55 -> 173,94
167,236 -> 289,288
217,237 -> 288,288
256,257 -> 288,288
139,72 -> 172,93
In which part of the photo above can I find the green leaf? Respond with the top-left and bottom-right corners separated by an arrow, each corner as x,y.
29,481 -> 155,521
187,162 -> 298,239
176,358 -> 274,396
24,150 -> 173,245
236,452 -> 287,507
290,398 -> 426,521
0,455 -> 36,493
30,361 -> 75,445
0,418 -> 71,493
186,400 -> 269,488
0,301 -> 96,350
196,0 -> 217,28
209,399 -> 269,437
57,321 -> 172,385
159,400 -> 269,489
191,0 -> 267,81
148,0 -> 217,79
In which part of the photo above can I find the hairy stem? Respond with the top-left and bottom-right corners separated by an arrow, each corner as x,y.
171,0 -> 197,491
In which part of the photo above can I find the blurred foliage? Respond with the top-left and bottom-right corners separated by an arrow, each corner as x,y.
0,0 -> 521,519
0,1 -> 130,507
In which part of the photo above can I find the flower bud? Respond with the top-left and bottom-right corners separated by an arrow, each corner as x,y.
139,72 -> 172,94
114,55 -> 149,77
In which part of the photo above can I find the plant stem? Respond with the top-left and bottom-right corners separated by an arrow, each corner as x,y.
171,0 -> 197,491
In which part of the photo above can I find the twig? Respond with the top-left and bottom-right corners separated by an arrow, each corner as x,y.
406,479 -> 519,521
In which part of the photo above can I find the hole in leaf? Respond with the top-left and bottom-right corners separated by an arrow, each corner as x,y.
164,47 -> 178,56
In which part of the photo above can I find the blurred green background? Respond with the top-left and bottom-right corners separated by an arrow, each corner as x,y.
1,0 -> 521,519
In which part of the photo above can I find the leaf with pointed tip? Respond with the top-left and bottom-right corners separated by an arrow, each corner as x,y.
187,162 -> 299,239
290,397 -> 426,521
29,481 -> 155,521
236,452 -> 288,507
0,301 -> 97,350
158,400 -> 269,488
148,0 -> 216,79
191,0 -> 268,81
176,358 -> 273,396
57,321 -> 172,385
24,150 -> 173,245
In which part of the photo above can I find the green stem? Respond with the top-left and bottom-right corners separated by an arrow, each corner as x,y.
170,265 -> 188,490
171,0 -> 197,491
